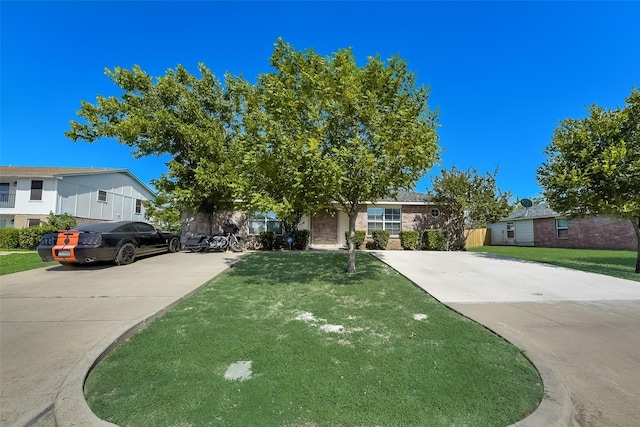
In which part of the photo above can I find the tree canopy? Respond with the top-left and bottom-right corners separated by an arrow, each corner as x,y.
66,64 -> 240,220
66,39 -> 441,273
429,166 -> 512,250
537,88 -> 640,272
246,40 -> 440,272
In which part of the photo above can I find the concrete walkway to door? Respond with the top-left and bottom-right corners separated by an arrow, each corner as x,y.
373,251 -> 640,427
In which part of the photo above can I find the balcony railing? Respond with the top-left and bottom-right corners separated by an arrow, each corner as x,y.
0,193 -> 16,208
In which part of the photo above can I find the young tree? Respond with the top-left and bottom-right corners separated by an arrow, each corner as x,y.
143,191 -> 182,231
429,166 -> 512,250
241,39 -> 440,272
537,88 -> 640,273
66,64 -> 240,232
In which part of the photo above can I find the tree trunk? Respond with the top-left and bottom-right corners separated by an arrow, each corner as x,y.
633,217 -> 640,274
346,211 -> 358,274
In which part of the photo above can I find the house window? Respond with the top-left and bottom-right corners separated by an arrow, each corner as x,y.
249,212 -> 283,235
97,190 -> 107,203
367,208 -> 401,236
27,219 -> 41,227
431,208 -> 440,218
30,180 -> 43,201
556,219 -> 569,239
506,222 -> 515,239
135,199 -> 142,214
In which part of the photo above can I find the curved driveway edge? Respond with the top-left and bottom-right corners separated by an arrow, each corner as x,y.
0,251 -> 244,427
373,251 -> 640,427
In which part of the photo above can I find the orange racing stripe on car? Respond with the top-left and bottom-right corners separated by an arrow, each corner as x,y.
52,231 -> 80,262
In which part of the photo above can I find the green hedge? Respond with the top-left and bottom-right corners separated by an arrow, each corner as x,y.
370,230 -> 390,250
344,230 -> 366,249
422,229 -> 448,251
0,225 -> 58,250
258,231 -> 276,250
291,230 -> 310,250
0,228 -> 21,249
399,231 -> 420,250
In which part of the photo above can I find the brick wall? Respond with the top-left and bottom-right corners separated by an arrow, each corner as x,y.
13,214 -> 49,229
182,211 -> 249,236
534,216 -> 637,250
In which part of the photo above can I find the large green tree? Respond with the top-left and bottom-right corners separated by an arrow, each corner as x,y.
430,166 -> 512,250
537,88 -> 640,273
66,64 -> 240,233
240,39 -> 440,272
231,42 -> 338,233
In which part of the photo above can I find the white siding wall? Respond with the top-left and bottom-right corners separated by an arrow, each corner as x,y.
56,173 -> 154,221
514,220 -> 535,246
13,178 -> 58,214
488,220 -> 535,246
488,223 -> 508,245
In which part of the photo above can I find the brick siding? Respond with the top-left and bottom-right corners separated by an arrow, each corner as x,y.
534,216 -> 637,250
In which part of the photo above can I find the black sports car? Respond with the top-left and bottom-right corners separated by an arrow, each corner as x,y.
38,221 -> 181,266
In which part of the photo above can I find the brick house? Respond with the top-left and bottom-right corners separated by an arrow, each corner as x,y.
487,203 -> 637,250
181,191 -> 448,249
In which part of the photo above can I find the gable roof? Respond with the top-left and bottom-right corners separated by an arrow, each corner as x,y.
503,202 -> 559,221
372,190 -> 432,204
0,166 -> 156,196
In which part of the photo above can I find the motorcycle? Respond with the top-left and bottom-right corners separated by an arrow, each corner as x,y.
184,222 -> 245,252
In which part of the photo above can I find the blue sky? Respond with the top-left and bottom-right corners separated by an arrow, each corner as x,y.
2,1 -> 639,200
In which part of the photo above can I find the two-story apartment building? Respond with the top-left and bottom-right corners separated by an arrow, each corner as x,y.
0,166 -> 156,228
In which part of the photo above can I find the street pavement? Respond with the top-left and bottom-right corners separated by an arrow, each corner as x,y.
0,251 -> 244,427
374,251 -> 640,427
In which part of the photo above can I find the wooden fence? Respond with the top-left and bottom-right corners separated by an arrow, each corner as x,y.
465,228 -> 491,248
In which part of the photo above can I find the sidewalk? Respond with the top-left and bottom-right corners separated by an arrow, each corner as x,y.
0,251 -> 244,427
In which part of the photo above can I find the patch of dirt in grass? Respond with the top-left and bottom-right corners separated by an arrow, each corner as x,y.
223,361 -> 253,382
320,324 -> 345,333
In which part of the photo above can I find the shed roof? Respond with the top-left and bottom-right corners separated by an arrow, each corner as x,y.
503,202 -> 559,221
375,190 -> 434,204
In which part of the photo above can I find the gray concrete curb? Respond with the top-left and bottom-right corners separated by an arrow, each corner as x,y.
52,264 -> 236,426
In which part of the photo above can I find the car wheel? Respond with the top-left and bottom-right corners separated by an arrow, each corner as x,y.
115,243 -> 136,265
168,237 -> 181,253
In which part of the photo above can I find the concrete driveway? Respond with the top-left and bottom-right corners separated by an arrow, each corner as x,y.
0,251 -> 244,427
374,251 -> 640,427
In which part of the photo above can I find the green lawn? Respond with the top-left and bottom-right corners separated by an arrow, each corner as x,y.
0,251 -> 55,275
468,246 -> 639,282
85,252 -> 542,427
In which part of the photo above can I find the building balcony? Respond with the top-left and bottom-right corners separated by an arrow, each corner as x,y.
0,193 -> 16,209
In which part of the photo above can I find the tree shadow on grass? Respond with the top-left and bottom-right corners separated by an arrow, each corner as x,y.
225,252 -> 381,286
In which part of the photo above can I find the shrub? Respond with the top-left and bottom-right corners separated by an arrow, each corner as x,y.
399,231 -> 420,250
371,230 -> 390,250
344,230 -> 366,249
258,231 -> 276,250
291,229 -> 310,250
0,228 -> 21,249
19,225 -> 57,250
46,211 -> 77,230
423,229 -> 447,251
